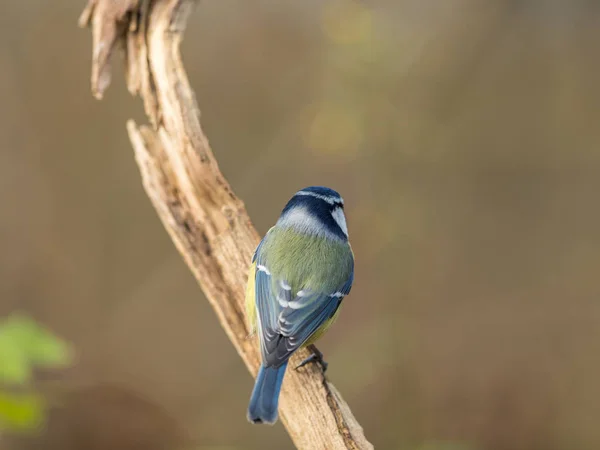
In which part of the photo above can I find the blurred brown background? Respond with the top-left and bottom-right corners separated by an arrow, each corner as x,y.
1,1 -> 600,449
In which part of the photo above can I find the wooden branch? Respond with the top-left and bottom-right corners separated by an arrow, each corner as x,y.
78,1 -> 373,449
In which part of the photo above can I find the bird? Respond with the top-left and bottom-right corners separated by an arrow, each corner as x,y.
245,186 -> 354,425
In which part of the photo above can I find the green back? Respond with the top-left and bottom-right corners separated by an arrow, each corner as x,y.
261,227 -> 354,293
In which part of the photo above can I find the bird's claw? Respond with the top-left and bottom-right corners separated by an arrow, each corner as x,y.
295,345 -> 328,372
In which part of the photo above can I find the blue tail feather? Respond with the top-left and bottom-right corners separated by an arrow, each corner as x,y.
247,362 -> 288,425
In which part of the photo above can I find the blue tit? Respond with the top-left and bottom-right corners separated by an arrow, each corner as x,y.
245,186 -> 354,425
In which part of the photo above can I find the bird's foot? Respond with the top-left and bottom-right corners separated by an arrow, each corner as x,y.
295,345 -> 328,372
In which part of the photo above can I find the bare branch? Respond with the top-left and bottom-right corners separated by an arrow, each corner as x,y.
79,1 -> 373,449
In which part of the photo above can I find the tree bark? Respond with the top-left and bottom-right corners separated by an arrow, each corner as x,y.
78,1 -> 373,449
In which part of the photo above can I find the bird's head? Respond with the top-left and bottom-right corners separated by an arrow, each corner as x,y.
276,186 -> 348,241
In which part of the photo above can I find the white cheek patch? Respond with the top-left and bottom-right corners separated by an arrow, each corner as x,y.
331,207 -> 348,236
277,206 -> 343,241
277,205 -> 349,241
278,206 -> 319,231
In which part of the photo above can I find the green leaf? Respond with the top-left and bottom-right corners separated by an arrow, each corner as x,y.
0,333 -> 31,384
0,313 -> 72,368
0,391 -> 44,432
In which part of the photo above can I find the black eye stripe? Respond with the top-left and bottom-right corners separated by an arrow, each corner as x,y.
324,202 -> 344,213
279,195 -> 348,240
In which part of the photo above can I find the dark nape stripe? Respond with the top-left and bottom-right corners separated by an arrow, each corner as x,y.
280,196 -> 348,240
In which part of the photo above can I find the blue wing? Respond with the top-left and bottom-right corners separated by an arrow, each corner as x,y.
254,248 -> 353,368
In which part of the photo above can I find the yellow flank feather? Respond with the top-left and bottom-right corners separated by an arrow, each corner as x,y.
302,305 -> 342,347
245,261 -> 257,336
